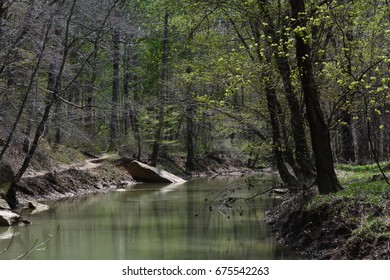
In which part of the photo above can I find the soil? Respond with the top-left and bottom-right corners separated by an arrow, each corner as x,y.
265,190 -> 390,260
15,158 -> 135,207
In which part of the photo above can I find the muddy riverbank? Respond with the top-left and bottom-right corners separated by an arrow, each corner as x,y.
266,189 -> 390,259
16,161 -> 136,207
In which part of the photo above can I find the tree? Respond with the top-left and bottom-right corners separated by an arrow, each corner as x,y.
109,29 -> 121,150
289,0 -> 341,194
257,2 -> 314,180
0,0 -> 39,160
4,0 -> 121,208
185,66 -> 196,170
193,0 -> 312,186
150,12 -> 169,166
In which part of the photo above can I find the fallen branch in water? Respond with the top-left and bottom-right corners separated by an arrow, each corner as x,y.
0,229 -> 15,255
195,181 -> 287,217
15,225 -> 60,260
243,186 -> 287,201
217,186 -> 288,210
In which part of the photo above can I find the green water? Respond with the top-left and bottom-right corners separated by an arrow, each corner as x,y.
0,176 -> 299,260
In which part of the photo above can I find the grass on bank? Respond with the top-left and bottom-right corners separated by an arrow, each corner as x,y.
302,162 -> 390,258
305,162 -> 390,206
336,162 -> 390,197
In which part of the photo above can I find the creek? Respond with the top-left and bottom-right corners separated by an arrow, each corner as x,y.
0,175 -> 300,260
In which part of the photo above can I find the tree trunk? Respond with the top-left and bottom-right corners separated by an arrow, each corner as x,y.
109,29 -> 120,150
11,0 -> 77,182
130,79 -> 142,160
384,107 -> 390,160
0,6 -> 48,160
123,42 -> 131,136
0,0 -> 8,38
85,51 -> 97,137
355,112 -> 369,164
266,84 -> 300,189
339,110 -> 356,163
246,18 -> 300,188
276,53 -> 314,179
13,53 -> 59,183
0,0 -> 8,37
259,3 -> 314,180
23,85 -> 35,153
371,110 -> 381,161
15,96 -> 55,183
5,182 -> 18,209
263,46 -> 299,189
130,109 -> 141,160
54,95 -> 62,144
150,12 -> 169,166
185,79 -> 196,170
123,39 -> 143,160
186,103 -> 195,170
290,0 -> 341,194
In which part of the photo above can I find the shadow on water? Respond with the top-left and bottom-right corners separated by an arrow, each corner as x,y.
0,175 -> 301,260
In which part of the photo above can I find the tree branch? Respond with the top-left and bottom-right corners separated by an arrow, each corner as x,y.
15,225 -> 60,260
0,229 -> 15,255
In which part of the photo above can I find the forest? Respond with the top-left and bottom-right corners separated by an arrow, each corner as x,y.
0,0 -> 390,259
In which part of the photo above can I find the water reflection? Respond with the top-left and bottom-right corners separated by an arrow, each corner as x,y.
0,175 -> 299,260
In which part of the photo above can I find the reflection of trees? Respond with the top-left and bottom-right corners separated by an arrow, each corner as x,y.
191,176 -> 288,259
130,202 -> 142,240
152,198 -> 165,256
1,176 -> 298,259
109,200 -> 141,259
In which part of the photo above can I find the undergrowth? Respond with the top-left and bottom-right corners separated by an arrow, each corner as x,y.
299,162 -> 390,259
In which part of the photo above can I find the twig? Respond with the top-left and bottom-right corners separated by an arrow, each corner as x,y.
15,225 -> 60,260
15,239 -> 38,260
219,185 -> 286,208
243,186 -> 285,201
0,229 -> 15,255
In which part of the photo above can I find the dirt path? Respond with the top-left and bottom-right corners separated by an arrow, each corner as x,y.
22,153 -> 111,179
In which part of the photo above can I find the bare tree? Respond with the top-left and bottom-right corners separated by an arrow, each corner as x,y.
5,0 -> 122,208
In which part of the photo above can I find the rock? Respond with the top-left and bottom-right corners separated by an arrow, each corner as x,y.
0,198 -> 11,210
28,201 -> 49,214
0,210 -> 30,226
0,162 -> 14,197
270,188 -> 289,195
0,227 -> 16,240
119,159 -> 186,184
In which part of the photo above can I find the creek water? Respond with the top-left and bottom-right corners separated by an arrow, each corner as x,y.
0,175 -> 300,260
